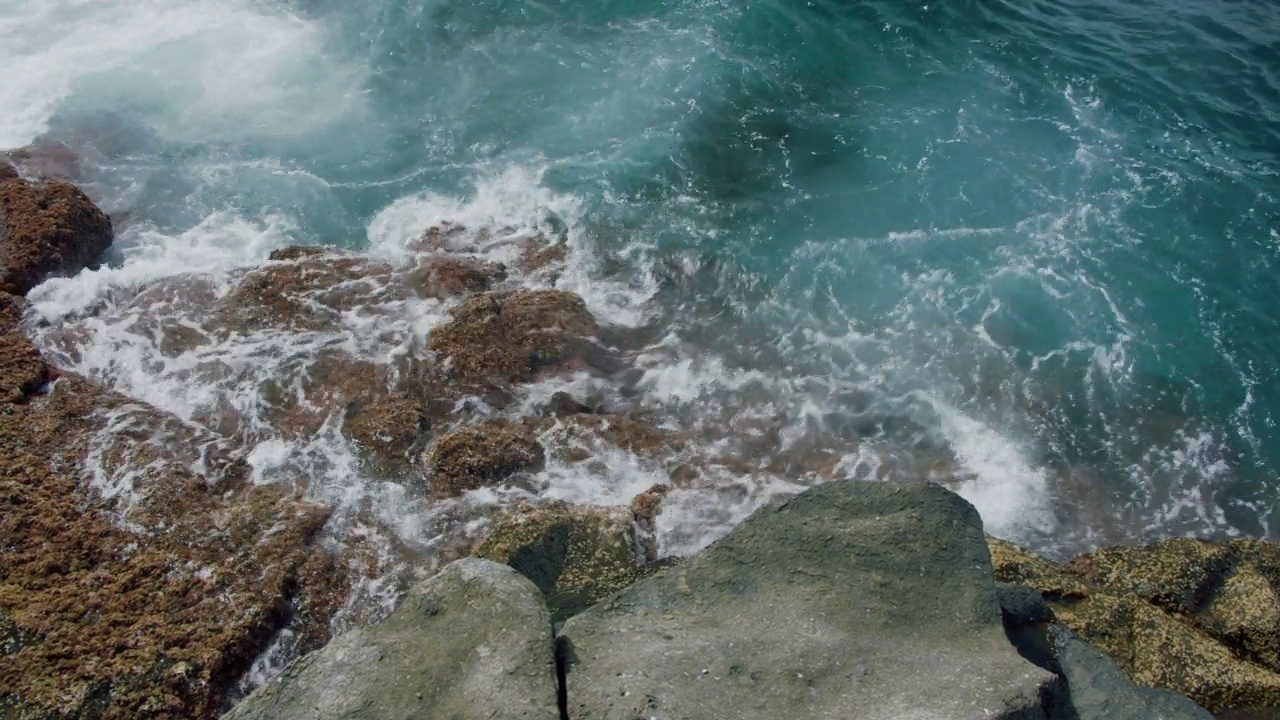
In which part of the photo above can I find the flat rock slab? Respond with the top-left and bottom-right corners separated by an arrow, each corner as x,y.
224,559 -> 560,720
558,480 -> 1057,720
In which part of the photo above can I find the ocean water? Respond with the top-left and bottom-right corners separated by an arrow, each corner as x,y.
4,0 -> 1280,572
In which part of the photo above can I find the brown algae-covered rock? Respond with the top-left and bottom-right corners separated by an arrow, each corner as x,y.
0,293 -> 55,404
0,177 -> 113,295
0,331 -> 49,404
406,255 -> 507,299
343,393 -> 428,475
518,234 -> 568,275
0,374 -> 340,719
425,420 -> 546,499
427,290 -> 604,384
216,248 -> 507,336
219,251 -> 396,333
0,293 -> 26,334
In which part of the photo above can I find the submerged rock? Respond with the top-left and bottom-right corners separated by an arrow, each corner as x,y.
424,420 -> 546,500
406,256 -> 508,299
0,142 -> 81,182
474,503 -> 666,623
216,248 -> 504,336
991,537 -> 1280,716
218,251 -> 397,333
539,390 -> 597,418
531,412 -> 690,479
0,177 -> 113,295
0,373 -> 341,719
558,481 -> 1058,720
518,235 -> 568,275
427,289 -> 607,384
223,559 -> 560,720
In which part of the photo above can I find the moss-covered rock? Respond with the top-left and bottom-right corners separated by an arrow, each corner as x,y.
1202,539 -> 1280,677
1065,538 -> 1234,616
425,420 -> 545,500
1068,538 -> 1280,678
474,503 -> 667,623
989,537 -> 1280,715
989,538 -> 1091,600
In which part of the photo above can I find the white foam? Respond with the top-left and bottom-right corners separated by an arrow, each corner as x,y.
367,165 -> 580,259
28,211 -> 293,317
926,397 -> 1056,542
634,346 -> 772,406
367,165 -> 656,327
656,479 -> 803,557
0,0 -> 365,149
538,443 -> 672,507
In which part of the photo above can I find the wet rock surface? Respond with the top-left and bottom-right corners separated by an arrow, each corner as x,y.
0,374 -> 340,720
0,176 -> 113,295
558,481 -> 1058,720
0,294 -> 49,403
991,537 -> 1280,716
214,246 -> 505,335
425,420 -> 546,500
223,559 -> 560,720
0,142 -> 82,182
409,256 -> 508,299
342,393 -> 428,476
427,289 -> 607,384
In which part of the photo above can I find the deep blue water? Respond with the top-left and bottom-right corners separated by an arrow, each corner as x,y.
4,0 -> 1280,553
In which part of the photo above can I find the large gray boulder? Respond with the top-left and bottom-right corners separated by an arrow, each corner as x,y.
223,559 -> 560,720
557,480 -> 1059,720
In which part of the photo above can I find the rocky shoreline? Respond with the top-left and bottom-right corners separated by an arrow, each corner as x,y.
1,151 -> 1278,719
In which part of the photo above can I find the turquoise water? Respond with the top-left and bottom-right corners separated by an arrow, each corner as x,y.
5,0 -> 1280,553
